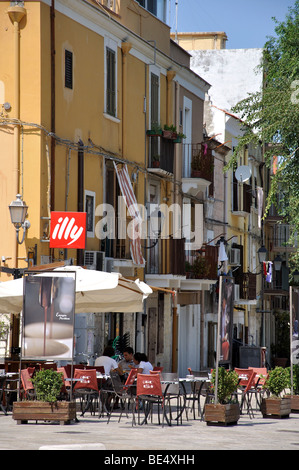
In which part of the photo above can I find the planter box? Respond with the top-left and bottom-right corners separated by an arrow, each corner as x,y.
261,397 -> 291,419
13,401 -> 76,425
287,395 -> 299,413
205,403 -> 240,426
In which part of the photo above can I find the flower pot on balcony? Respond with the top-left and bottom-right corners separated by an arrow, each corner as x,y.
13,400 -> 77,425
261,396 -> 291,419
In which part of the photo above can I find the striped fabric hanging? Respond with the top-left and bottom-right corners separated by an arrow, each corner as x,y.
113,162 -> 145,267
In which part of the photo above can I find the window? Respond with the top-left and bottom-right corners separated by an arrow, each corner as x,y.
106,47 -> 116,116
65,50 -> 73,89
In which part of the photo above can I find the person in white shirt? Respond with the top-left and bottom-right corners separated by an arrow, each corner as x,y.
95,346 -> 121,376
130,352 -> 153,374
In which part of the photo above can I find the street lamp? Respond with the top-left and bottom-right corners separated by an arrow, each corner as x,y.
274,255 -> 282,271
258,245 -> 267,264
8,194 -> 30,244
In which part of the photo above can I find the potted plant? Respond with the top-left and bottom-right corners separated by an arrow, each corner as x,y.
152,154 -> 160,168
261,366 -> 291,418
205,367 -> 240,426
192,255 -> 208,279
173,132 -> 186,143
13,369 -> 76,425
286,364 -> 299,412
146,122 -> 162,137
191,151 -> 202,177
162,124 -> 177,139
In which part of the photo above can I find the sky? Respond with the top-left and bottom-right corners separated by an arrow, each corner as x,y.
168,0 -> 297,49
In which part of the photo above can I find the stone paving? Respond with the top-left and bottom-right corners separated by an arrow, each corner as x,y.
0,404 -> 299,451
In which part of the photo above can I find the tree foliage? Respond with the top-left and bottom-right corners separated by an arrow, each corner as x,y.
227,2 -> 299,270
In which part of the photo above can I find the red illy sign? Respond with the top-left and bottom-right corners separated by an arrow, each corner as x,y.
50,212 -> 87,249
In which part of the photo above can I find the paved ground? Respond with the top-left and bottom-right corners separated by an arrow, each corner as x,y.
1,404 -> 299,452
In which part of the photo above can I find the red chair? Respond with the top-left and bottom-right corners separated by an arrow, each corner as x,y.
73,369 -> 99,416
248,367 -> 269,408
234,368 -> 256,418
124,368 -> 138,391
20,368 -> 35,400
135,373 -> 167,426
153,366 -> 164,372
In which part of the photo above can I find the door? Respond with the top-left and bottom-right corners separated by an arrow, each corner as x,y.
178,304 -> 200,377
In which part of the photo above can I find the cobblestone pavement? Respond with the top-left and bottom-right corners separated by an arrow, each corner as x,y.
1,406 -> 299,451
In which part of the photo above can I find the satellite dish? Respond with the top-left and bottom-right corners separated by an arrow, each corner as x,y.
235,165 -> 251,183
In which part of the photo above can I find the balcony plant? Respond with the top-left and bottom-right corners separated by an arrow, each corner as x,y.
205,367 -> 240,426
162,124 -> 177,139
152,154 -> 160,168
146,122 -> 162,137
192,255 -> 209,279
261,366 -> 291,418
13,369 -> 76,425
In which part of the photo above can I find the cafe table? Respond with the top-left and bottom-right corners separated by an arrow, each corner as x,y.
0,372 -> 19,414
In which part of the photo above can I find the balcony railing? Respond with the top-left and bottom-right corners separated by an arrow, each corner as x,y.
148,135 -> 175,174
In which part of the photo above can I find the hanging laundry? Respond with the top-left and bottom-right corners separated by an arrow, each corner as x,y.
266,261 -> 273,282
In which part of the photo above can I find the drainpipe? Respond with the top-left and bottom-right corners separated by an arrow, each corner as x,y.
7,4 -> 26,269
77,140 -> 84,266
50,0 -> 55,211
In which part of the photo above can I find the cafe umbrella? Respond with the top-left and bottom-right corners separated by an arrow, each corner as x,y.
0,265 -> 153,314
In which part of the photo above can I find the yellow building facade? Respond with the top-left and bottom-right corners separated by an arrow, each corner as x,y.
0,0 -> 210,368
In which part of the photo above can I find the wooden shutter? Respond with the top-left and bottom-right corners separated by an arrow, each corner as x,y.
106,47 -> 116,116
65,50 -> 73,89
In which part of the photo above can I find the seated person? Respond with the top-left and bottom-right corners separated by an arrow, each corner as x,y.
118,347 -> 135,374
130,352 -> 153,374
95,346 -> 121,376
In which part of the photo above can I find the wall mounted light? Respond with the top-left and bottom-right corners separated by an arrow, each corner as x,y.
258,245 -> 267,264
8,194 -> 30,244
273,255 -> 282,271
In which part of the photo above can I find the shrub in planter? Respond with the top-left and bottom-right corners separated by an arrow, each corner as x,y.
286,364 -> 299,412
13,369 -> 76,425
261,366 -> 291,418
32,369 -> 64,403
205,368 -> 240,426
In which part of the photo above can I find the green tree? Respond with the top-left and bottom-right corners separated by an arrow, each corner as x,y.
226,2 -> 299,271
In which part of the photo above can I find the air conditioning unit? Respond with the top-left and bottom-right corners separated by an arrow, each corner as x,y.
84,251 -> 105,271
229,247 -> 241,265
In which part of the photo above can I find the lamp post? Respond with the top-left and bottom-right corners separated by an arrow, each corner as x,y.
258,245 -> 268,351
8,194 -> 30,244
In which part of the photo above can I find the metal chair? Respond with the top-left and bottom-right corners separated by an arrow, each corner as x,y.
105,369 -> 137,424
134,373 -> 168,426
73,368 -> 99,416
186,369 -> 210,420
162,372 -> 187,425
234,368 -> 256,418
20,368 -> 36,400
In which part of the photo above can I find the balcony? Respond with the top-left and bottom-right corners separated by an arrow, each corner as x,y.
147,134 -> 175,175
234,272 -> 257,305
232,178 -> 252,217
182,143 -> 213,197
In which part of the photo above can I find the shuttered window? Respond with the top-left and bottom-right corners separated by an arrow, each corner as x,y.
106,47 -> 116,116
150,73 -> 159,160
65,50 -> 73,89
